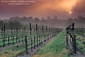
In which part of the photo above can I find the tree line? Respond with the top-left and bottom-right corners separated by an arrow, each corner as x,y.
0,19 -> 22,30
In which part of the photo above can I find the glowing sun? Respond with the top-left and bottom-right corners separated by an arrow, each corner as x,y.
69,11 -> 72,14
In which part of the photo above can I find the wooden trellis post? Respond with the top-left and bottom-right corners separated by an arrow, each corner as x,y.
66,28 -> 68,48
16,29 -> 18,43
25,36 -> 28,54
1,25 -> 5,47
72,23 -> 76,54
38,26 -> 40,45
29,23 -> 33,51
8,37 -> 10,46
49,26 -> 50,39
12,30 -> 14,45
34,36 -> 35,49
73,34 -> 76,54
41,25 -> 43,44
36,24 -> 38,47
46,26 -> 48,41
72,23 -> 74,44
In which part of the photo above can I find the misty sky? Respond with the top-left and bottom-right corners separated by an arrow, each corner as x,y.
0,0 -> 85,19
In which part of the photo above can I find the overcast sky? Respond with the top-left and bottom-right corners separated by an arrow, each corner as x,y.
0,0 -> 85,19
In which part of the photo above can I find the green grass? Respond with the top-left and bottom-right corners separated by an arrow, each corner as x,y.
33,31 -> 70,57
0,44 -> 25,57
76,35 -> 85,53
0,30 -> 62,57
0,34 -> 49,57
